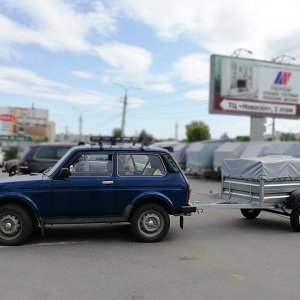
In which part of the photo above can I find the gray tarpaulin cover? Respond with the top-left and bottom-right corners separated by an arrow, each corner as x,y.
171,143 -> 189,164
239,142 -> 271,158
185,139 -> 228,174
222,155 -> 300,180
213,142 -> 249,168
263,142 -> 300,158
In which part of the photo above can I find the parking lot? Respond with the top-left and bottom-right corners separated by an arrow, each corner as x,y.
0,171 -> 299,300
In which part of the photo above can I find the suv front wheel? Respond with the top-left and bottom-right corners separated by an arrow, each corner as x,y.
130,204 -> 170,243
0,204 -> 33,246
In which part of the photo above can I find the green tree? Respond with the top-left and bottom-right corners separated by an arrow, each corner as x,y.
138,130 -> 154,145
281,132 -> 297,141
4,146 -> 18,161
112,128 -> 122,138
220,132 -> 229,139
186,121 -> 210,142
235,136 -> 250,142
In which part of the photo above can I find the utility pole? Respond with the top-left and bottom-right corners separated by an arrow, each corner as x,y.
114,83 -> 141,137
73,107 -> 88,142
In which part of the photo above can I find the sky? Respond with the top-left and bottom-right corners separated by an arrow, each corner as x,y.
1,0 -> 300,141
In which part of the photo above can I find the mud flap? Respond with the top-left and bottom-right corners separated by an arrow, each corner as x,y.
180,216 -> 184,229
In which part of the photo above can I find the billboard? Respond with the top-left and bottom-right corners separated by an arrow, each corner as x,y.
209,54 -> 300,119
0,106 -> 49,141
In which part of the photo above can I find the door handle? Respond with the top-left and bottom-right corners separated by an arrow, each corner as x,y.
102,181 -> 114,185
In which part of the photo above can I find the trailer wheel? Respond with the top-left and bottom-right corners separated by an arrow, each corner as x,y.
290,207 -> 300,231
241,209 -> 261,219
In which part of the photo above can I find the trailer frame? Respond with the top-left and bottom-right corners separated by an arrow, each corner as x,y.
191,175 -> 300,230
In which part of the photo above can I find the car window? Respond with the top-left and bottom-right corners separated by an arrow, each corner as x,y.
70,153 -> 113,177
56,148 -> 70,159
36,147 -> 55,159
118,154 -> 166,176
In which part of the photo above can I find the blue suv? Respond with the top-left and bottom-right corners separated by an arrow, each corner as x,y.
0,142 -> 194,246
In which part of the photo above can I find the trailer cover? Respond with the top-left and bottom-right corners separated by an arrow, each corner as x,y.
222,155 -> 300,180
263,142 -> 300,158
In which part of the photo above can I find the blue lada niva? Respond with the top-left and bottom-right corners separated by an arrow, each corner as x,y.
0,141 -> 194,246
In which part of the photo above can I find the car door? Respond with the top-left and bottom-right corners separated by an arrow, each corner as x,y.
114,154 -> 170,214
52,151 -> 116,217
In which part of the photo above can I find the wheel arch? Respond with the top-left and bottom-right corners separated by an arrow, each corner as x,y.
0,197 -> 39,226
126,196 -> 173,221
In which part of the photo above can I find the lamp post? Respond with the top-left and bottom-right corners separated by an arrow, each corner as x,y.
271,55 -> 295,63
231,49 -> 252,57
114,83 -> 141,137
73,107 -> 88,142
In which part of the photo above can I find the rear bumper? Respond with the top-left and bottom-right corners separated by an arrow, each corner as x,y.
180,205 -> 197,215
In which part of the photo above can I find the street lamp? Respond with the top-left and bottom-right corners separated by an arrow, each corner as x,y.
271,55 -> 295,63
114,83 -> 141,137
231,49 -> 252,57
73,107 -> 88,142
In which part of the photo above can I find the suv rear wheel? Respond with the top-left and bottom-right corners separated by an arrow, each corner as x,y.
0,204 -> 33,246
130,204 -> 170,242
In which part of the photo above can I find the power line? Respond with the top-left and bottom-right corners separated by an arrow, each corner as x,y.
131,77 -> 205,98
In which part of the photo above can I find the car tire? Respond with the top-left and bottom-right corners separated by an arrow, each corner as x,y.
130,204 -> 170,243
0,204 -> 33,246
9,166 -> 18,177
241,209 -> 261,219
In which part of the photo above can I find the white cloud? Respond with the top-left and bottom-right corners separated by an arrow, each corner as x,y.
173,53 -> 209,84
115,0 -> 300,58
145,83 -> 175,93
0,0 -> 116,54
0,67 -> 67,87
184,89 -> 208,101
94,43 -> 152,76
0,67 -> 116,106
72,70 -> 93,78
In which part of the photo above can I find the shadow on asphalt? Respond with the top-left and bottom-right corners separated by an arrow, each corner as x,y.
28,223 -> 133,245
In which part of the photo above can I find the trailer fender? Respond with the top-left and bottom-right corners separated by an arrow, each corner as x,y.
286,190 -> 300,209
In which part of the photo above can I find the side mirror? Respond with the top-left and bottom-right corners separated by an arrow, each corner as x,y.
59,168 -> 70,179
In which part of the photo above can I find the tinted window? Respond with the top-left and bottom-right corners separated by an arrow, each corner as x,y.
56,148 -> 70,159
36,147 -> 55,159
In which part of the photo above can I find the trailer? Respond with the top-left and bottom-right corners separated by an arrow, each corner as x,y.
191,155 -> 300,231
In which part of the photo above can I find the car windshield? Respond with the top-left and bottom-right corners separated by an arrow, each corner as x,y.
46,148 -> 74,176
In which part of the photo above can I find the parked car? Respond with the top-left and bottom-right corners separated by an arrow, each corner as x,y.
18,143 -> 75,175
0,150 -> 4,168
2,159 -> 18,176
0,141 -> 194,246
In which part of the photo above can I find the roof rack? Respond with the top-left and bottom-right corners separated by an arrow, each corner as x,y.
90,136 -> 143,148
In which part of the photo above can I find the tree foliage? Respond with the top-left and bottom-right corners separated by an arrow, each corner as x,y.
220,132 -> 229,139
138,130 -> 154,145
186,121 -> 210,142
235,136 -> 250,142
281,132 -> 297,141
112,128 -> 122,138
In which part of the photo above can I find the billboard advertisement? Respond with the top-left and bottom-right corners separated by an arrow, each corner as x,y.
0,106 -> 49,141
209,54 -> 300,119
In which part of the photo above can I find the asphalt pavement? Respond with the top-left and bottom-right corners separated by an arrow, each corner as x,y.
0,171 -> 299,300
